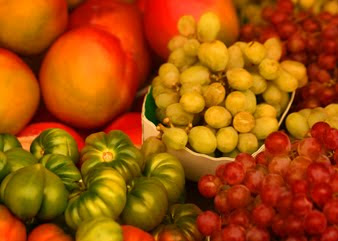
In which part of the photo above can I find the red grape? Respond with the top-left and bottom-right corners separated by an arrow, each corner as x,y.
244,168 -> 265,194
215,163 -> 227,181
235,153 -> 256,171
323,128 -> 338,150
320,226 -> 338,241
277,21 -> 298,39
285,236 -> 308,241
311,122 -> 331,143
221,224 -> 246,241
297,137 -> 323,161
318,54 -> 336,70
306,163 -> 331,185
255,152 -> 269,166
198,174 -> 223,198
252,203 -> 275,228
261,6 -> 274,22
292,194 -> 313,217
214,189 -> 230,214
287,33 -> 306,53
268,155 -> 291,176
303,18 -> 320,33
276,190 -> 293,216
316,70 -> 331,83
240,24 -> 256,42
246,227 -> 270,241
265,131 -> 291,156
270,10 -> 289,25
310,183 -> 333,207
320,39 -> 337,54
210,230 -> 223,241
196,211 -> 221,236
286,156 -> 312,184
333,150 -> 338,164
276,0 -> 293,13
304,210 -> 328,235
226,185 -> 251,210
330,172 -> 338,192
228,209 -> 250,228
272,215 -> 286,237
222,161 -> 246,185
323,199 -> 338,225
291,179 -> 309,195
285,214 -> 305,235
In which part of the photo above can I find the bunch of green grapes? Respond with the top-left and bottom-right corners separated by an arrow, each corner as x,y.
151,12 -> 306,158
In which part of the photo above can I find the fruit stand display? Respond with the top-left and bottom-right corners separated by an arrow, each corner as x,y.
0,0 -> 337,240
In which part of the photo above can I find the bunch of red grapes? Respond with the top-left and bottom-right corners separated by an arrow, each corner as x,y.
239,0 -> 338,110
197,122 -> 338,241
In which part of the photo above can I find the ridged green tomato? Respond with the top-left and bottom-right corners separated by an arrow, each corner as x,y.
0,164 -> 68,221
65,166 -> 127,230
121,177 -> 168,231
30,128 -> 79,164
80,131 -> 144,182
76,217 -> 123,241
152,203 -> 203,241
40,154 -> 81,191
143,153 -> 185,204
0,133 -> 22,152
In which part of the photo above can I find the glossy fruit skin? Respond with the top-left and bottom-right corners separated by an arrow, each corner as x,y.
143,0 -> 239,59
121,176 -> 168,231
39,26 -> 137,129
66,0 -> 84,9
17,122 -> 85,151
76,217 -> 123,241
40,154 -> 81,191
80,130 -> 144,182
143,152 -> 185,204
122,225 -> 155,241
30,128 -> 80,164
65,166 -> 127,230
69,0 -> 150,86
0,205 -> 26,241
0,134 -> 22,152
27,223 -> 73,241
0,164 -> 68,221
152,203 -> 204,241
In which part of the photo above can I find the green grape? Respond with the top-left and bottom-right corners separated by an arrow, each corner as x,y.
203,82 -> 226,107
274,68 -> 298,92
285,112 -> 309,139
180,92 -> 205,113
264,37 -> 282,61
188,126 -> 217,154
324,103 -> 338,117
204,106 -> 232,129
262,83 -> 282,105
178,15 -> 196,37
307,107 -> 329,128
233,111 -> 255,133
156,108 -> 166,122
158,63 -> 180,88
152,84 -> 175,98
155,91 -> 179,109
152,76 -> 162,87
280,60 -> 307,82
197,12 -> 221,42
168,48 -> 196,69
226,68 -> 254,90
225,91 -> 247,115
242,89 -> 257,114
298,108 -> 312,119
244,41 -> 267,65
250,73 -> 267,95
141,137 -> 167,160
183,39 -> 200,56
251,117 -> 279,140
205,125 -> 217,135
179,83 -> 202,96
168,35 -> 188,52
326,116 -> 338,129
166,103 -> 194,126
237,133 -> 259,154
162,127 -> 188,150
254,104 -> 277,118
216,127 -> 239,153
180,65 -> 211,85
198,40 -> 229,72
280,91 -> 290,113
272,104 -> 282,118
258,58 -> 280,80
226,45 -> 245,69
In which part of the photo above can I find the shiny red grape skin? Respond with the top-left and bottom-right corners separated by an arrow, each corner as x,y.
304,210 -> 328,235
222,161 -> 246,185
323,199 -> 338,225
196,211 -> 222,236
265,131 -> 291,156
310,122 -> 331,143
198,174 -> 223,198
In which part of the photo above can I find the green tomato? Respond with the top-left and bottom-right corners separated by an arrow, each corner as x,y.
80,131 -> 144,183
65,166 -> 127,230
30,128 -> 79,164
76,217 -> 123,241
0,134 -> 21,152
40,154 -> 81,191
121,177 -> 168,231
0,164 -> 68,221
143,153 -> 185,204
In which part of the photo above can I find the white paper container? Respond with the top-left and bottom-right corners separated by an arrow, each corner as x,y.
142,87 -> 295,182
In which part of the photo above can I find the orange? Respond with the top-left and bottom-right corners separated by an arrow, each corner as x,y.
0,48 -> 40,134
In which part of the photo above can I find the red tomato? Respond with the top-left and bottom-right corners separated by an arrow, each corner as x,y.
122,225 -> 155,241
28,223 -> 73,241
0,205 -> 26,241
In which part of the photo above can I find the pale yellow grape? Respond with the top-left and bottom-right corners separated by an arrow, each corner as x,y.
244,41 -> 267,65
156,108 -> 166,122
258,58 -> 280,80
227,68 -> 254,90
234,41 -> 248,52
226,45 -> 244,69
180,92 -> 205,113
225,91 -> 247,115
188,126 -> 217,154
324,103 -> 338,117
307,108 -> 329,128
264,38 -> 282,61
152,76 -> 162,87
204,106 -> 232,129
272,104 -> 282,118
179,83 -> 202,96
299,0 -> 316,9
168,48 -> 196,69
233,112 -> 255,133
250,73 -> 268,94
237,133 -> 259,154
274,68 -> 298,92
242,89 -> 257,113
323,1 -> 338,14
286,112 -> 309,139
168,35 -> 188,52
254,104 -> 277,118
152,85 -> 175,98
280,91 -> 291,113
205,125 -> 217,135
203,82 -> 226,107
251,117 -> 279,140
262,83 -> 282,105
180,65 -> 211,86
298,108 -> 312,119
326,116 -> 338,129
166,103 -> 194,126
162,127 -> 188,150
222,148 -> 240,158
280,60 -> 308,88
183,39 -> 200,56
158,63 -> 180,88
178,15 -> 196,37
198,40 -> 229,72
155,91 -> 179,109
216,127 -> 239,153
197,12 -> 221,42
